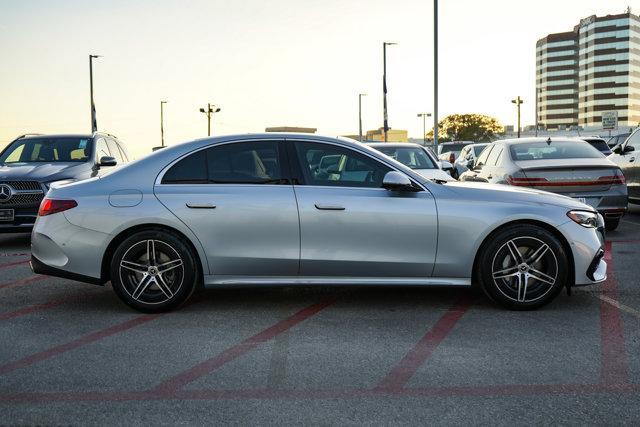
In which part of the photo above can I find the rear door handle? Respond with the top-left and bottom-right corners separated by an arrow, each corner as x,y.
314,203 -> 345,211
186,203 -> 216,209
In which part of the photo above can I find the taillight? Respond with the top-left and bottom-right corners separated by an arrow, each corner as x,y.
38,199 -> 78,216
506,176 -> 548,186
449,152 -> 455,164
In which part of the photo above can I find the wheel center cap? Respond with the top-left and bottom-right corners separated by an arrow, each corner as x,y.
519,263 -> 529,272
148,266 -> 159,276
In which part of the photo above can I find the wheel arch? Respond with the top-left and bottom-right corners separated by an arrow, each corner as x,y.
470,219 -> 575,289
101,223 -> 205,284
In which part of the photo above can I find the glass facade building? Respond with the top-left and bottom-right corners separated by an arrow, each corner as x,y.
536,12 -> 640,130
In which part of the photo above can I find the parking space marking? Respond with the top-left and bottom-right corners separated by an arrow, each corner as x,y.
0,259 -> 29,270
375,295 -> 474,391
599,241 -> 630,386
0,299 -> 64,321
621,219 -> 640,227
0,314 -> 161,375
0,275 -> 46,290
152,297 -> 337,395
599,295 -> 640,319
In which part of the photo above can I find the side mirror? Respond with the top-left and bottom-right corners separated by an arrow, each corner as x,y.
382,171 -> 417,191
613,144 -> 622,154
99,156 -> 117,167
624,145 -> 635,153
439,161 -> 453,171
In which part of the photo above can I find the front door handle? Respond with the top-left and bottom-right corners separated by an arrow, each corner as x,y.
630,157 -> 635,162
314,203 -> 345,211
186,203 -> 216,209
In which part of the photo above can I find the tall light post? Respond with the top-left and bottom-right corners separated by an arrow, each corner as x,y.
511,96 -> 524,138
383,42 -> 397,142
417,112 -> 432,146
358,93 -> 367,141
160,101 -> 168,147
89,54 -> 101,133
199,103 -> 221,136
433,0 -> 439,150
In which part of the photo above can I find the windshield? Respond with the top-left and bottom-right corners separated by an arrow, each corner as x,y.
0,137 -> 93,164
375,146 -> 437,169
473,145 -> 488,156
509,141 -> 603,161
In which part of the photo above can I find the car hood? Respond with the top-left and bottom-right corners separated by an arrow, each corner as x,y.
444,181 -> 592,211
0,162 -> 90,181
414,168 -> 456,182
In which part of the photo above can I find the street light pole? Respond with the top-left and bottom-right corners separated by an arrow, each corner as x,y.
160,101 -> 167,147
433,0 -> 439,150
199,103 -> 221,136
383,42 -> 396,142
511,96 -> 524,138
358,93 -> 367,142
89,54 -> 101,133
417,113 -> 432,146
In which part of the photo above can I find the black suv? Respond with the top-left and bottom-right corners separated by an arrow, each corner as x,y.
0,133 -> 129,232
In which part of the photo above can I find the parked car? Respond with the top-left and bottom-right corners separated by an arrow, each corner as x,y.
452,143 -> 489,179
368,142 -> 455,182
608,127 -> 639,204
0,133 -> 129,233
437,141 -> 474,164
32,133 -> 606,312
606,132 -> 632,149
459,138 -> 627,231
577,137 -> 612,156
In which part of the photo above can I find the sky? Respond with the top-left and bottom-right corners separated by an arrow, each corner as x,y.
0,0 -> 635,158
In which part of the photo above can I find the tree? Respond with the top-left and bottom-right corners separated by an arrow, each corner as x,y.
426,114 -> 503,142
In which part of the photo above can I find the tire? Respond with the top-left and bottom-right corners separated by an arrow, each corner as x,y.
476,224 -> 568,310
110,229 -> 199,313
605,218 -> 620,232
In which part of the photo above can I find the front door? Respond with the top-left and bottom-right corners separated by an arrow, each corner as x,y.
612,130 -> 640,201
154,139 -> 300,276
289,140 -> 438,278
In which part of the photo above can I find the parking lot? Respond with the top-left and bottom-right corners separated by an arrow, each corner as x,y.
0,208 -> 638,424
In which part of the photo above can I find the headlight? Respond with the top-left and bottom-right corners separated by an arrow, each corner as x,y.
43,179 -> 76,191
567,210 -> 600,228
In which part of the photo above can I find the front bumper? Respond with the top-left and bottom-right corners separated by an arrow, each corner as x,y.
558,220 -> 607,286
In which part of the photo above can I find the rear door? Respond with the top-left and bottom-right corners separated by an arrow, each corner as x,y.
154,139 -> 300,276
289,139 -> 438,278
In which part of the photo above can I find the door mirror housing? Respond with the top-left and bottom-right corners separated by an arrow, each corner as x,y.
439,161 -> 453,171
613,144 -> 623,154
624,145 -> 635,153
382,171 -> 417,191
99,156 -> 117,167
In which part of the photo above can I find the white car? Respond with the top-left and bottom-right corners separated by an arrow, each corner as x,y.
368,143 -> 455,182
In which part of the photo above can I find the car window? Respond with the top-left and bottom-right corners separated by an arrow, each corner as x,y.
486,146 -> 503,166
627,130 -> 640,150
472,145 -> 487,157
162,150 -> 208,184
295,142 -> 391,188
475,145 -> 493,168
116,142 -> 129,162
106,138 -> 124,163
458,147 -> 468,160
374,146 -> 437,169
95,138 -> 111,161
207,141 -> 284,184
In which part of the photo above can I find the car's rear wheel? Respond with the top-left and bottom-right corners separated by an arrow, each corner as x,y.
605,218 -> 620,232
110,230 -> 198,313
477,224 -> 568,310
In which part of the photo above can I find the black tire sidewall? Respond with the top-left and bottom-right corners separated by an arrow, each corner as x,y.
605,218 -> 620,232
477,224 -> 568,310
110,229 -> 199,313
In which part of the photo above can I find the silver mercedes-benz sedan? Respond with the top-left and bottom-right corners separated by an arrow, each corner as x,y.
31,134 -> 606,312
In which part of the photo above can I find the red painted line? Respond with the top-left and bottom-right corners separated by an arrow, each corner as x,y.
599,241 -> 630,385
0,275 -> 46,290
0,299 -> 65,321
152,297 -> 337,395
606,239 -> 640,244
376,295 -> 474,391
0,259 -> 29,270
1,383 -> 639,404
0,314 -> 161,375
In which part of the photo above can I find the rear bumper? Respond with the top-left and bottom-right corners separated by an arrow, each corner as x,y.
31,254 -> 105,285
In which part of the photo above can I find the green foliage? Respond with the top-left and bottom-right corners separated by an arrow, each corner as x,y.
426,114 -> 504,142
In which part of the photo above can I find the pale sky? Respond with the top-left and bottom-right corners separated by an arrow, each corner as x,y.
0,0 -> 634,158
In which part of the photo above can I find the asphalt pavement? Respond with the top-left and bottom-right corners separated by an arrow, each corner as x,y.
0,207 -> 639,425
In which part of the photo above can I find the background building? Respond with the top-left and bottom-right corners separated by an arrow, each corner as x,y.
265,126 -> 317,133
537,10 -> 640,131
365,128 -> 408,142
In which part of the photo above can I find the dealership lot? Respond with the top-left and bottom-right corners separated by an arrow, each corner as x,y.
0,208 -> 639,424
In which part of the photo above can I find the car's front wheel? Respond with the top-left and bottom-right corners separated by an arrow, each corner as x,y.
110,229 -> 199,313
605,218 -> 620,232
476,224 -> 568,310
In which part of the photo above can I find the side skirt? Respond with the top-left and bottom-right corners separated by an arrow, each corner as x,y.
203,275 -> 471,288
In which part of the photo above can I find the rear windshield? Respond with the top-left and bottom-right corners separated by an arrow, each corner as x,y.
509,141 -> 603,161
375,146 -> 437,169
0,137 -> 93,163
473,145 -> 488,156
438,143 -> 468,154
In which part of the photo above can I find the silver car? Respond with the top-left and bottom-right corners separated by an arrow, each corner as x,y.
31,134 -> 606,312
368,143 -> 455,182
459,138 -> 627,231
